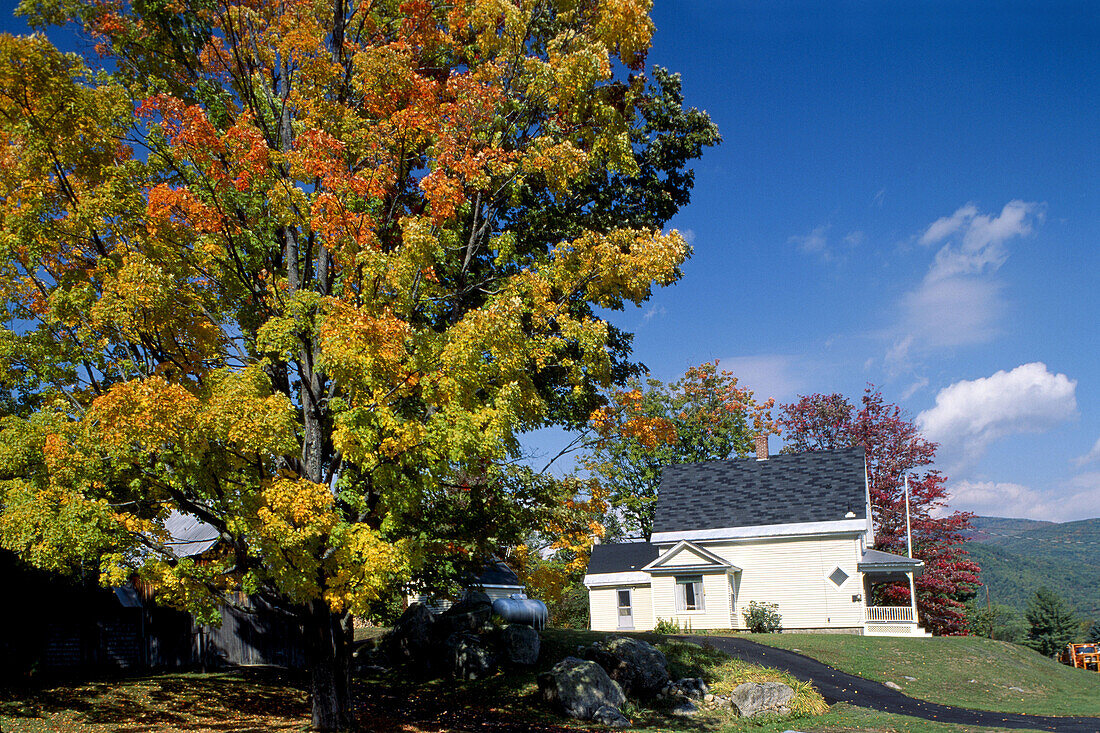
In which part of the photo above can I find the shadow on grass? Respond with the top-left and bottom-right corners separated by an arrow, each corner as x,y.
0,668 -> 308,732
353,668 -> 581,733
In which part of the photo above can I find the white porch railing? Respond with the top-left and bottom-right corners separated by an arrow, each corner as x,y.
865,606 -> 914,623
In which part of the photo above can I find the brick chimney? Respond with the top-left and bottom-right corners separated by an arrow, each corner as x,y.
755,434 -> 768,460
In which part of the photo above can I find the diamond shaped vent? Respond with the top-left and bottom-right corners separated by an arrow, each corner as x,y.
828,567 -> 849,587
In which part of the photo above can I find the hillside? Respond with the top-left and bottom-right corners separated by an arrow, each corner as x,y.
965,516 -> 1100,618
754,633 -> 1100,716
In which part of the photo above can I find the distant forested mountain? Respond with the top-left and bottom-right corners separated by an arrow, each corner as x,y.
965,516 -> 1100,619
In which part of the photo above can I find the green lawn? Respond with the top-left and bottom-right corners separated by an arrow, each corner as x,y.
750,632 -> 1100,716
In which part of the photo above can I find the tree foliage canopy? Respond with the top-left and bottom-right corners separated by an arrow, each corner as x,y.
584,361 -> 777,541
779,387 -> 980,635
0,0 -> 716,726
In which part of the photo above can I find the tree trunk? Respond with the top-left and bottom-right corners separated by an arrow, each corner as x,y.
304,599 -> 354,731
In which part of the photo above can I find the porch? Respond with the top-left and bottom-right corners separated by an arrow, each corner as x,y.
863,606 -> 931,636
858,549 -> 931,638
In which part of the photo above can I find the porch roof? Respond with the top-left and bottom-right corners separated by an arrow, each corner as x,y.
858,548 -> 924,577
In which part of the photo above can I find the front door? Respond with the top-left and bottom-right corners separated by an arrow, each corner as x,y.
616,588 -> 633,629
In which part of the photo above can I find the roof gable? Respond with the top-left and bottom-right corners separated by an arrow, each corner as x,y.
652,447 -> 868,534
643,540 -> 737,573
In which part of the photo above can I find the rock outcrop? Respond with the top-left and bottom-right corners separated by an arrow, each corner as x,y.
727,681 -> 795,718
583,636 -> 670,699
500,624 -> 540,666
538,657 -> 629,726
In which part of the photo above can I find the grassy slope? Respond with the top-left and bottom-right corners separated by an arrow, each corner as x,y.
752,633 -> 1100,715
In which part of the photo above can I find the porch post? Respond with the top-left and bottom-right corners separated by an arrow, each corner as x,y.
907,570 -> 919,625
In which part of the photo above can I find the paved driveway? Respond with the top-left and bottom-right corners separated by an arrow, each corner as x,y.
688,635 -> 1100,733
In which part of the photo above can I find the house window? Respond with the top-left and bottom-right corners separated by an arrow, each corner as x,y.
675,575 -> 705,611
828,567 -> 849,587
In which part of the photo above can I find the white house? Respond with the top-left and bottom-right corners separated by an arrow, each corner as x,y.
584,442 -> 929,637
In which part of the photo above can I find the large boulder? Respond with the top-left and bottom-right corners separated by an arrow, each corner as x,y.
437,591 -> 493,636
728,681 -> 795,718
445,632 -> 496,680
584,637 -> 670,699
385,602 -> 435,668
538,657 -> 628,724
500,624 -> 540,666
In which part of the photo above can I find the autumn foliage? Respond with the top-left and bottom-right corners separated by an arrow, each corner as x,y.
0,0 -> 713,728
586,362 -> 778,541
780,387 -> 980,635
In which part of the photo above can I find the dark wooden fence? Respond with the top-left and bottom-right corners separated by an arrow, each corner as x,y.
29,597 -> 306,674
2,552 -> 305,677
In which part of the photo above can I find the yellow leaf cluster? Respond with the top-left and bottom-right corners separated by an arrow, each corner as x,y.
323,527 -> 409,615
89,376 -> 201,455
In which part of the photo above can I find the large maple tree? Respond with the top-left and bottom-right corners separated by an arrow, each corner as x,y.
0,0 -> 716,728
779,387 -> 980,635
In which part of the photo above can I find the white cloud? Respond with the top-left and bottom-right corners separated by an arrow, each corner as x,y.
917,363 -> 1077,471
872,189 -> 886,208
717,355 -> 806,404
919,203 -> 979,246
1074,436 -> 1100,467
899,376 -> 929,401
789,225 -> 829,256
844,231 -> 865,247
900,276 -> 1006,349
680,228 -> 696,245
948,479 -> 1046,518
642,304 -> 667,323
948,476 -> 1100,522
922,200 -> 1043,282
887,201 -> 1044,373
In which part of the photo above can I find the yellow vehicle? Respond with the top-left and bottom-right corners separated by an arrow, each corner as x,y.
1060,643 -> 1100,671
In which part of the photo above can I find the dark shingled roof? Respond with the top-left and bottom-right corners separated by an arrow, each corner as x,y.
474,559 -> 523,587
651,447 -> 867,533
587,542 -> 659,574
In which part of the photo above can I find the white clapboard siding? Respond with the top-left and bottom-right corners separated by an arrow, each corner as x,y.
588,584 -> 654,632
715,535 -> 864,629
649,572 -> 732,630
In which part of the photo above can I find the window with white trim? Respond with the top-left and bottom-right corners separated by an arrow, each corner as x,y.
675,575 -> 705,611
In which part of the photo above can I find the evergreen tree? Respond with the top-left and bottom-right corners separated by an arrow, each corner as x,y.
1024,588 -> 1079,657
1087,619 -> 1100,643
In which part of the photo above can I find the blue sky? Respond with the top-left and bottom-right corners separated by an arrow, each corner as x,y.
579,0 -> 1099,521
5,3 -> 1098,520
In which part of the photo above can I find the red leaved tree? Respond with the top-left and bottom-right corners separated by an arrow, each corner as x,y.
780,387 -> 980,635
